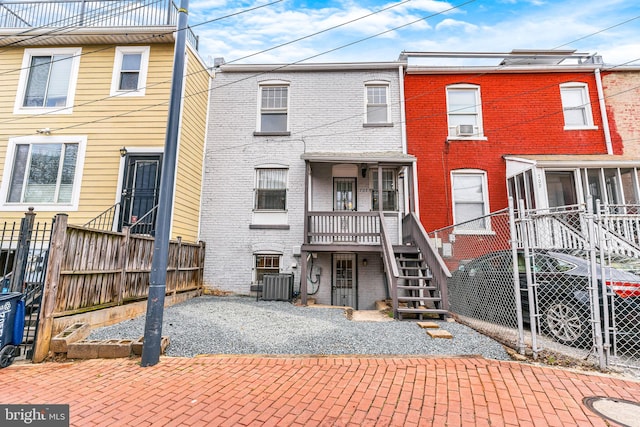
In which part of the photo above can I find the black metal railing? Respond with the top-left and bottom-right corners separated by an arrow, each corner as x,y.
0,209 -> 54,361
83,202 -> 121,232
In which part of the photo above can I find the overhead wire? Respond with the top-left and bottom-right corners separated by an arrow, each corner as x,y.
2,0 -> 639,141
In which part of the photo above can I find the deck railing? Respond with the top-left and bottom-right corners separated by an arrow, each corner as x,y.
0,0 -> 199,48
600,204 -> 640,249
306,212 -> 380,244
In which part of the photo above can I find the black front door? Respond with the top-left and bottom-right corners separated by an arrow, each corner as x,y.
120,154 -> 162,233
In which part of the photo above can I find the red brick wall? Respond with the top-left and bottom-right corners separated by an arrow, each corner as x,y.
405,72 -> 610,232
601,71 -> 640,157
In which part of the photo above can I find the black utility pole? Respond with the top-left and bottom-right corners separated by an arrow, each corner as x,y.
141,0 -> 189,367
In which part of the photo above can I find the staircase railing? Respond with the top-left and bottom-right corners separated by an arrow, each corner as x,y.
378,212 -> 399,316
83,202 -> 120,232
402,213 -> 451,313
129,205 -> 158,236
597,203 -> 640,258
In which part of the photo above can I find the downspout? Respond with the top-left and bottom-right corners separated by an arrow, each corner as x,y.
399,64 -> 418,218
594,68 -> 613,155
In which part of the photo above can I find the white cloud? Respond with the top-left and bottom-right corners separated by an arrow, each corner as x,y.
190,0 -> 640,66
435,18 -> 478,32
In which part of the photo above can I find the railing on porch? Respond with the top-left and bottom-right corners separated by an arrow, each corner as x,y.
599,204 -> 640,252
0,0 -> 199,49
516,206 -> 588,251
514,203 -> 640,258
306,212 -> 381,244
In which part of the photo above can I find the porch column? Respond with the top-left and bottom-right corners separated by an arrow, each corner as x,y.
301,161 -> 310,305
377,164 -> 383,214
409,162 -> 419,217
300,250 -> 308,305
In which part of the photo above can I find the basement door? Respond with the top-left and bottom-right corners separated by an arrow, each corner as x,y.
332,253 -> 357,309
120,154 -> 162,231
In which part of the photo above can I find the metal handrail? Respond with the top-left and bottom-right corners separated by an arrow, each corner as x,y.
84,202 -> 120,232
129,204 -> 158,235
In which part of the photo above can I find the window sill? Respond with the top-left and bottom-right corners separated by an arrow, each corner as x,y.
446,136 -> 488,142
563,125 -> 598,131
249,224 -> 290,230
254,131 -> 291,136
363,123 -> 393,128
14,107 -> 73,115
110,90 -> 146,97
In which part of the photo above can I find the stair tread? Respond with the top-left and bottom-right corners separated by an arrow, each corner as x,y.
397,285 -> 437,290
397,296 -> 441,301
397,307 -> 448,314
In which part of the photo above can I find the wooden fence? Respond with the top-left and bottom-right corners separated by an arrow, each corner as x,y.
34,213 -> 205,361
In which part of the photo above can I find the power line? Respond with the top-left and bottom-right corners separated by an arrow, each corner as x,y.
20,0 -> 475,131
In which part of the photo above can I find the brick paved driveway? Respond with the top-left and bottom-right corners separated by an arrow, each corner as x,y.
2,355 -> 639,426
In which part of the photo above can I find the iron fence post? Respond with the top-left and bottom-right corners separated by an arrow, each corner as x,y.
10,208 -> 36,293
520,199 -> 539,360
508,198 -> 526,355
586,198 -> 606,370
595,199 -> 612,363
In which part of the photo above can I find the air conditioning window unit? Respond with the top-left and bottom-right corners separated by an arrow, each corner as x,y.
455,124 -> 474,136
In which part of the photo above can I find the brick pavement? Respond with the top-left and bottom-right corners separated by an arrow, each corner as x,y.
1,355 -> 639,426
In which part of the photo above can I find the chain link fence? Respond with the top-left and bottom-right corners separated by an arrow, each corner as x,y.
430,208 -> 525,353
431,200 -> 640,374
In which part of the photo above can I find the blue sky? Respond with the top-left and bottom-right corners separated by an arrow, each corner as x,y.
187,0 -> 640,66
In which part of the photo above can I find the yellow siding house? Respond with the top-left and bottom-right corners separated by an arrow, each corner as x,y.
0,0 -> 211,242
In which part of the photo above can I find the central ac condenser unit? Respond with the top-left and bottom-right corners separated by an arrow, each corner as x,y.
262,274 -> 294,301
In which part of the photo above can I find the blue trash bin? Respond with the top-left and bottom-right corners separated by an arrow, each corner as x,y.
0,292 -> 23,368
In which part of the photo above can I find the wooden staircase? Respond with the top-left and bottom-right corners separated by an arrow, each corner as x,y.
394,246 -> 447,320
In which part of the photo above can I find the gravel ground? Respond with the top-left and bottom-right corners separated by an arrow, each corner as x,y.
88,295 -> 511,360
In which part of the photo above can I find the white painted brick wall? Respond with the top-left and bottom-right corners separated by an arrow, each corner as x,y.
200,66 -> 404,303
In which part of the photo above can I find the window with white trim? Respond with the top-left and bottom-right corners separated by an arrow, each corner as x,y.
451,170 -> 490,232
0,136 -> 86,210
255,253 -> 281,283
446,85 -> 483,138
258,84 -> 289,133
365,83 -> 389,124
110,46 -> 150,97
14,48 -> 81,114
255,168 -> 287,210
560,83 -> 595,129
371,169 -> 397,210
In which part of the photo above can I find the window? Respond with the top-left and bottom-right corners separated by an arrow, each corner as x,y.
15,48 -> 81,114
560,83 -> 595,129
365,83 -> 389,124
446,84 -> 483,138
257,84 -> 289,133
255,168 -> 287,210
372,169 -> 397,210
451,170 -> 490,232
255,254 -> 280,283
1,136 -> 86,210
110,46 -> 150,97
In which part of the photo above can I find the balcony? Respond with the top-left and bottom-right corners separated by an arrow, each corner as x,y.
306,212 -> 381,247
0,0 -> 198,49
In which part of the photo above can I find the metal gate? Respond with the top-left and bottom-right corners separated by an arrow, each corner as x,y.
435,199 -> 640,373
0,210 -> 53,361
332,253 -> 357,308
